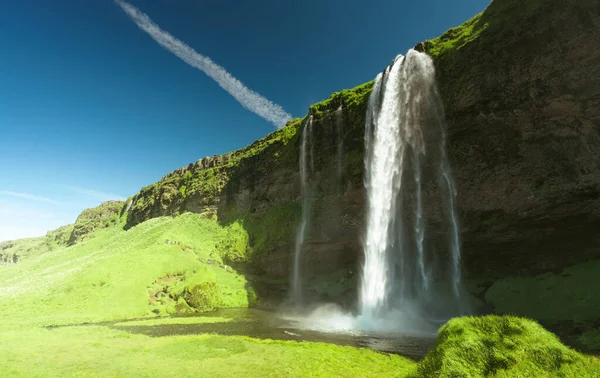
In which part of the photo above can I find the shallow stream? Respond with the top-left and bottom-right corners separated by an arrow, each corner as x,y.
110,308 -> 436,360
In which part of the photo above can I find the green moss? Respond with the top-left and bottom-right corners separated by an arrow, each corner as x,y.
485,260 -> 600,322
414,315 -> 599,377
68,201 -> 125,245
308,81 -> 373,121
174,297 -> 194,314
227,202 -> 300,256
182,281 -> 221,312
217,221 -> 251,263
46,224 -> 75,246
578,329 -> 600,352
424,13 -> 487,61
125,120 -> 301,230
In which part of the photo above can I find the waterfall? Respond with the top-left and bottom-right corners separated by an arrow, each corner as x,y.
359,50 -> 463,325
360,54 -> 405,319
335,105 -> 344,185
291,116 -> 314,305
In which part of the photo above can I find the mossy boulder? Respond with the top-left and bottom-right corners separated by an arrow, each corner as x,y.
414,316 -> 599,377
182,281 -> 221,312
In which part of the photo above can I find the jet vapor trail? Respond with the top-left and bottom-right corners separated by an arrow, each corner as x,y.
115,0 -> 292,128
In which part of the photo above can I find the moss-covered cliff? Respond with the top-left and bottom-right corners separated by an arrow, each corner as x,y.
69,200 -> 125,245
121,0 -> 600,347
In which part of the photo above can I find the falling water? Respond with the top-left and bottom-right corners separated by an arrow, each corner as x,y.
360,54 -> 405,319
291,116 -> 314,304
335,106 -> 344,184
359,50 -> 463,325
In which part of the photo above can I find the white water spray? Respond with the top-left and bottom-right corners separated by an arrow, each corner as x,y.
359,50 -> 463,326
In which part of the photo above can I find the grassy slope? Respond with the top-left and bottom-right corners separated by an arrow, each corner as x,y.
0,213 -> 251,327
0,327 -> 415,378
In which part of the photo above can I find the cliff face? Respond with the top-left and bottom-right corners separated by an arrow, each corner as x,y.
68,201 -> 125,245
425,0 -> 600,280
124,0 -> 600,306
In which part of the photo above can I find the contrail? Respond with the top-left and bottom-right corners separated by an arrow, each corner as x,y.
0,191 -> 61,205
67,186 -> 126,202
115,0 -> 293,128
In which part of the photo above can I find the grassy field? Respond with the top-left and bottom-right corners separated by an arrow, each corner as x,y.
1,212 -> 598,376
0,326 -> 416,378
0,213 -> 418,377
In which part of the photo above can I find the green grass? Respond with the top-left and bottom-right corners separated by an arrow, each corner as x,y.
485,261 -> 600,322
0,326 -> 416,378
0,213 -> 251,328
414,315 -> 600,377
0,235 -> 56,264
424,12 -> 487,60
308,80 -> 373,119
113,316 -> 233,327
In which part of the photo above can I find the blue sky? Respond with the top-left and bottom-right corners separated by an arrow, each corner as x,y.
0,0 -> 488,241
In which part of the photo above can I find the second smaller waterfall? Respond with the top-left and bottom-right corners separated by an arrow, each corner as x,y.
291,116 -> 314,305
336,106 -> 344,186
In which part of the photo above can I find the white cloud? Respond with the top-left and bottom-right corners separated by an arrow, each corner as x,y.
66,186 -> 126,202
115,0 -> 293,128
0,191 -> 61,204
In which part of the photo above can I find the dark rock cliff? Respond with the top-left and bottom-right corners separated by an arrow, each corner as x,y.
426,0 -> 600,280
124,0 -> 600,308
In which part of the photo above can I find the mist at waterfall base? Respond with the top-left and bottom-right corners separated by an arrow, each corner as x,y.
283,49 -> 468,337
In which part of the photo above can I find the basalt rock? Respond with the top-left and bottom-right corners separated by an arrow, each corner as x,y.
124,0 -> 600,308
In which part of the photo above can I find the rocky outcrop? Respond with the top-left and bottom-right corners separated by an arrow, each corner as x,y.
124,0 -> 600,308
424,0 -> 600,279
68,201 -> 125,245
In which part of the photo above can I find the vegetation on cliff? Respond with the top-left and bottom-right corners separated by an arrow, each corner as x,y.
68,200 -> 125,245
414,316 -> 599,377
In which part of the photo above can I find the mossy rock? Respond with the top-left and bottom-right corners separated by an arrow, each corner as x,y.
182,281 -> 221,312
174,297 -> 195,314
414,315 -> 598,377
68,201 -> 125,245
